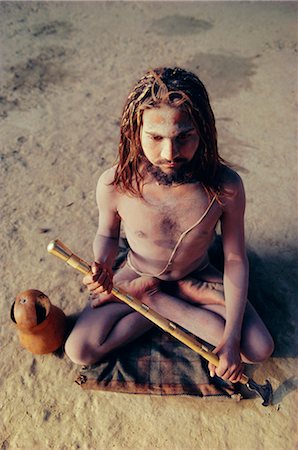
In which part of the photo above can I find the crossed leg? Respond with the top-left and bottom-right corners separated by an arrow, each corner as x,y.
65,263 -> 274,366
64,303 -> 154,365
65,264 -> 156,365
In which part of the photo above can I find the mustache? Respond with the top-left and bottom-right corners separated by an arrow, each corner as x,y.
157,157 -> 188,164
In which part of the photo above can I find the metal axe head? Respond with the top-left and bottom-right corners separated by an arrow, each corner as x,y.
246,378 -> 273,407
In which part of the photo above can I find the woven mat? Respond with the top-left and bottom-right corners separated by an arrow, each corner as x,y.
75,327 -> 243,400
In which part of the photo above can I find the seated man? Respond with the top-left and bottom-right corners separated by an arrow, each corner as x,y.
65,67 -> 274,383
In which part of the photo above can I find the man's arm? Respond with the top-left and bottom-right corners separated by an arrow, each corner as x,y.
83,168 -> 121,296
210,170 -> 248,382
93,168 -> 121,267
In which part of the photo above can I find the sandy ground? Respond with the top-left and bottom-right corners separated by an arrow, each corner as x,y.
1,1 -> 297,449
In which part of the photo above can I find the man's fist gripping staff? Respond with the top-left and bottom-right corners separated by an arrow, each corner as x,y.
85,262 -> 113,296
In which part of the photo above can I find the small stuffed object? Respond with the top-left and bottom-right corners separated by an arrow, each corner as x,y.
11,289 -> 66,354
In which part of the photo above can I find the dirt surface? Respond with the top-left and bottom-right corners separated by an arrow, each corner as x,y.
1,2 -> 297,449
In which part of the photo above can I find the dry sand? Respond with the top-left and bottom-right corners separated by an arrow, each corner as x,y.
1,1 -> 297,449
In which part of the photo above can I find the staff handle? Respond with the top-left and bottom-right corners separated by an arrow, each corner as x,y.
47,239 -> 249,384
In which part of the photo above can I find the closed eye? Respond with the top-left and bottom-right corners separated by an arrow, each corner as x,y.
177,132 -> 192,141
151,135 -> 163,141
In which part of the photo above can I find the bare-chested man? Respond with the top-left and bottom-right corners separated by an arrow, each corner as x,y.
65,67 -> 274,382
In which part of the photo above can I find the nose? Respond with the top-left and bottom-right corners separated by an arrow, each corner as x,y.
160,138 -> 179,161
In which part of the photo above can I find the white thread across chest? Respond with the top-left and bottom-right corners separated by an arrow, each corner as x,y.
127,196 -> 216,277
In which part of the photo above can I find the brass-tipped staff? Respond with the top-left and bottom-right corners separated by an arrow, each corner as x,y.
47,239 -> 273,406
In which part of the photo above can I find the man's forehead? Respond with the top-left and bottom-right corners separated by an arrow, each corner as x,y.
142,105 -> 193,129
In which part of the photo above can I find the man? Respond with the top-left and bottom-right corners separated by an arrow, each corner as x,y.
65,67 -> 274,382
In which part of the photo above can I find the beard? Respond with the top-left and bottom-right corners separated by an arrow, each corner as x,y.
145,159 -> 200,186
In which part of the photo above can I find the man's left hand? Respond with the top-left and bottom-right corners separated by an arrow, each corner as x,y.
208,339 -> 244,383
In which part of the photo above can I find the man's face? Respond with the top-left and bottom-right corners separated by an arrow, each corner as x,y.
140,104 -> 200,175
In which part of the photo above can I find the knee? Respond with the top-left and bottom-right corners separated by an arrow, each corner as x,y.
258,334 -> 275,362
64,334 -> 101,366
244,333 -> 275,364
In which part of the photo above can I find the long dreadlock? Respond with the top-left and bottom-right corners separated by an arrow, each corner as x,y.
113,67 -> 226,198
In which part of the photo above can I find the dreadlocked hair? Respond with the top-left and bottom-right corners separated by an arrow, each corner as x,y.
113,67 -> 227,199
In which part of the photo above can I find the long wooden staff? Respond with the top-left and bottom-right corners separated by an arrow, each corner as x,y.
47,239 -> 273,406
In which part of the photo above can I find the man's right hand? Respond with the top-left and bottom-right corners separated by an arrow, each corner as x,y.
83,261 -> 113,295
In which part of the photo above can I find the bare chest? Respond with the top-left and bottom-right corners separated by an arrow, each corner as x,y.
118,184 -> 221,247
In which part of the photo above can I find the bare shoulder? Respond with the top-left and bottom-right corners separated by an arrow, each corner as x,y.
97,166 -> 117,186
96,166 -> 118,207
219,165 -> 245,207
